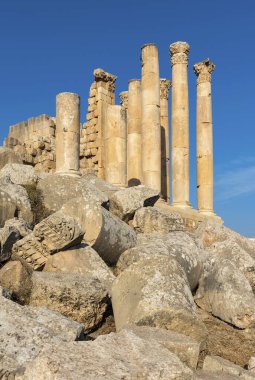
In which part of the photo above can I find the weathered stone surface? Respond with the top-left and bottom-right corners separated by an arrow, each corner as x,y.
0,293 -> 84,374
13,211 -> 84,270
195,370 -> 241,379
44,244 -> 115,292
82,172 -> 119,198
112,256 -> 207,345
62,197 -> 137,265
195,256 -> 255,329
124,325 -> 200,369
0,218 -> 31,262
29,271 -> 110,333
0,261 -> 32,303
0,163 -> 38,186
23,329 -> 193,379
133,206 -> 184,233
203,355 -> 255,379
0,147 -> 22,170
109,185 -> 160,221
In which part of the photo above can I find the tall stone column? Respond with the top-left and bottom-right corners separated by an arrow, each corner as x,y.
194,59 -> 215,215
127,79 -> 142,186
160,79 -> 171,201
170,42 -> 190,207
56,92 -> 81,177
141,44 -> 161,191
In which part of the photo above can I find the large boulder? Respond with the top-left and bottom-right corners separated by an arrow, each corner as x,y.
44,245 -> 115,292
195,256 -> 255,329
82,172 -> 119,198
112,256 -> 207,345
203,355 -> 255,379
0,292 -> 84,375
109,185 -> 160,222
22,329 -> 193,380
0,163 -> 38,186
133,206 -> 184,233
0,147 -> 22,170
29,271 -> 111,333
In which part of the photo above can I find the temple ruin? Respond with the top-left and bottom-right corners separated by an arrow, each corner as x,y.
3,41 -> 221,223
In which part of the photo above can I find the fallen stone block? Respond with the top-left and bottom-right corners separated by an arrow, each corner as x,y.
22,329 -> 193,379
195,257 -> 255,329
112,256 -> 207,345
29,271 -> 110,333
203,355 -> 255,379
109,185 -> 160,221
0,163 -> 38,186
133,206 -> 184,233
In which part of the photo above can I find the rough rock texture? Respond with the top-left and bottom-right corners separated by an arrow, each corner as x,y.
29,271 -> 110,333
0,261 -> 32,303
0,293 -> 84,374
62,197 -> 137,265
133,206 -> 184,233
109,185 -> 160,221
124,325 -> 201,369
44,244 -> 115,292
195,371 -> 241,379
195,256 -> 255,329
83,172 -> 119,199
22,330 -> 193,380
112,256 -> 207,345
203,355 -> 255,379
0,147 -> 23,170
0,163 -> 38,186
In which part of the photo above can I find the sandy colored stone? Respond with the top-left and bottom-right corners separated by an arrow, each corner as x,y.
0,147 -> 22,170
112,256 -> 207,345
109,185 -> 159,221
203,356 -> 255,379
133,206 -> 184,233
29,271 -> 110,333
22,330 -> 193,380
170,41 -> 191,208
141,44 -> 161,191
0,163 -> 38,186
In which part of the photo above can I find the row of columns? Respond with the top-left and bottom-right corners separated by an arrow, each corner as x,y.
54,42 -> 216,216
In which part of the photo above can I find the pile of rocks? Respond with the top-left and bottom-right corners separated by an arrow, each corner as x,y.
0,161 -> 255,379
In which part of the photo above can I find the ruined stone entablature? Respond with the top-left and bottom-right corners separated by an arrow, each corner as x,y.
160,79 -> 172,100
194,58 -> 215,84
170,41 -> 190,66
94,68 -> 117,93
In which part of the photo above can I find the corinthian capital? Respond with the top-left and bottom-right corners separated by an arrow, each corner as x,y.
194,59 -> 215,84
169,41 -> 190,66
119,91 -> 128,109
160,79 -> 172,100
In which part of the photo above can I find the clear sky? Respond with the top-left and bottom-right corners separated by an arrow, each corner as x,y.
0,0 -> 254,236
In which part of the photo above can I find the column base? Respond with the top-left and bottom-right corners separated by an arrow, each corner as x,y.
55,170 -> 82,178
199,209 -> 223,224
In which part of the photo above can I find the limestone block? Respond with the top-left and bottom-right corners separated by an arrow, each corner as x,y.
195,257 -> 255,328
0,260 -> 32,303
0,147 -> 22,170
203,355 -> 255,379
195,371 -> 241,379
0,163 -> 38,186
112,256 -> 207,345
123,325 -> 200,369
62,197 -> 137,266
109,185 -> 160,222
133,206 -> 184,233
0,223 -> 25,262
44,244 -> 115,292
29,271 -> 110,333
0,293 -> 84,374
22,329 -> 193,380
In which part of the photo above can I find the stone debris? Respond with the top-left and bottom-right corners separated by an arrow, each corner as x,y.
203,355 -> 255,379
0,163 -> 38,186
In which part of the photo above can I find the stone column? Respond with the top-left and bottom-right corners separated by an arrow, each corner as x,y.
160,79 -> 172,201
127,79 -> 142,186
170,42 -> 190,207
56,92 -> 81,177
141,44 -> 161,191
194,59 -> 215,215
105,105 -> 127,187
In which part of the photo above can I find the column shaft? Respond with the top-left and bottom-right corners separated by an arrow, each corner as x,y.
141,44 -> 161,191
170,42 -> 190,207
127,79 -> 142,186
194,59 -> 215,214
56,92 -> 81,177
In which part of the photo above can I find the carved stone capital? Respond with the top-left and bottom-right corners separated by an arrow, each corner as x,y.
93,68 -> 117,92
119,91 -> 128,109
160,79 -> 172,100
194,59 -> 215,84
169,42 -> 190,66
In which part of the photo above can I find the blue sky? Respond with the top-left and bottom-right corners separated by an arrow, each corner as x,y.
0,0 -> 254,236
